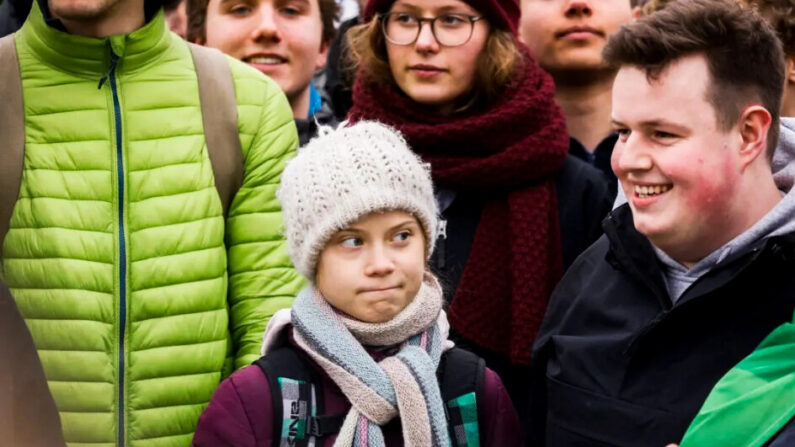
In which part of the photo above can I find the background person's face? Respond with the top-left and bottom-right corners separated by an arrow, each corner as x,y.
315,211 -> 426,324
385,0 -> 489,114
203,0 -> 328,107
610,55 -> 746,266
520,0 -> 632,74
49,0 -> 127,23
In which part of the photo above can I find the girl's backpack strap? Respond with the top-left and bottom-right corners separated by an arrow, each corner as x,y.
255,346 -> 486,446
0,33 -> 24,262
253,347 -> 345,445
439,347 -> 486,447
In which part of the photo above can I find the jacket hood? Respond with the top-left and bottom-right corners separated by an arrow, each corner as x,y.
773,118 -> 795,191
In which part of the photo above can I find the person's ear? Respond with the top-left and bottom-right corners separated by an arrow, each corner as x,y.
787,56 -> 795,85
315,39 -> 331,71
737,105 -> 773,170
631,5 -> 642,19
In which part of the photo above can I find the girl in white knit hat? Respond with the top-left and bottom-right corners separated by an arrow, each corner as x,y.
192,121 -> 520,447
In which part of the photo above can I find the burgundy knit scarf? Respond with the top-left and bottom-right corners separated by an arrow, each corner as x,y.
348,50 -> 569,365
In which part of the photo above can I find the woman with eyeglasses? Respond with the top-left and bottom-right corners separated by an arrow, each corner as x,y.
347,0 -> 613,420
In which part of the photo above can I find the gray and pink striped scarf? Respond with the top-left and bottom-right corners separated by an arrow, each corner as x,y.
262,274 -> 451,447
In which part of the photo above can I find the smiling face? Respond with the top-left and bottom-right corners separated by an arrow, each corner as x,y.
519,0 -> 632,75
610,54 -> 752,266
202,0 -> 328,116
384,0 -> 490,113
315,211 -> 426,324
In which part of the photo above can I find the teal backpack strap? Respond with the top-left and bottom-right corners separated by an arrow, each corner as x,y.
439,347 -> 486,447
0,33 -> 25,263
254,347 -> 345,446
187,42 -> 243,218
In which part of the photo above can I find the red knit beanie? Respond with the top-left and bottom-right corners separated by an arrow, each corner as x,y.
362,0 -> 520,35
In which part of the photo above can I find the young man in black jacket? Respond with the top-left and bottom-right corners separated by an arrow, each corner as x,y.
0,279 -> 65,447
528,1 -> 794,446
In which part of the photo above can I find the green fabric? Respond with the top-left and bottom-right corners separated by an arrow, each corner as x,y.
680,317 -> 795,447
2,3 -> 303,445
448,392 -> 480,447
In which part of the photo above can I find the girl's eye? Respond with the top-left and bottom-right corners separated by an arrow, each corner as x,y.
340,237 -> 363,248
439,14 -> 466,26
230,5 -> 251,15
392,231 -> 411,243
393,13 -> 417,24
282,6 -> 300,15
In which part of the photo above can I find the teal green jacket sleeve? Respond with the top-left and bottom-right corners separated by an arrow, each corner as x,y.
226,64 -> 305,369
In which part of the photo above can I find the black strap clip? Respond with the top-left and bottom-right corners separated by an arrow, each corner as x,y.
308,414 -> 347,437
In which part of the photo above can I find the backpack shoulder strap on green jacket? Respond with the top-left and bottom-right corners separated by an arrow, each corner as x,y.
0,33 -> 24,261
187,42 -> 244,218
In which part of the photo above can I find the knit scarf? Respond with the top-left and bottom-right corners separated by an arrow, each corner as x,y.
679,316 -> 795,447
348,48 -> 569,364
275,274 -> 451,447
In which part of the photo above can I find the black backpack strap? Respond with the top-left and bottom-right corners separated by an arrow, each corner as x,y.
439,347 -> 486,447
253,347 -> 346,444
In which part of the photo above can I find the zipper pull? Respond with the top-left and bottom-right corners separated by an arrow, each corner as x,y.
437,220 -> 447,270
98,52 -> 120,89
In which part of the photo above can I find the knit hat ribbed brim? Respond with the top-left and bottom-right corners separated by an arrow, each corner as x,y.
277,121 -> 440,280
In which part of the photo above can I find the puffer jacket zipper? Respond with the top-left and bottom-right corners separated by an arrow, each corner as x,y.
101,48 -> 127,447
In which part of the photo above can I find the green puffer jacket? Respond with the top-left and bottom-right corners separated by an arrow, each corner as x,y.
1,3 -> 303,446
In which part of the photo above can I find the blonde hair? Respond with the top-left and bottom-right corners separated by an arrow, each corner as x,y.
345,17 -> 523,111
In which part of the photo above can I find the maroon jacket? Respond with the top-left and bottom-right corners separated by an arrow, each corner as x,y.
192,332 -> 523,446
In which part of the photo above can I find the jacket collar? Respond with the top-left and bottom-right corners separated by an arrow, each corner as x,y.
18,0 -> 170,79
604,204 -> 795,308
603,205 -> 671,309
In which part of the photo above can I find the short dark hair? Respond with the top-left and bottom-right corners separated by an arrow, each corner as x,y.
639,0 -> 674,16
604,0 -> 786,159
746,0 -> 795,57
186,0 -> 339,45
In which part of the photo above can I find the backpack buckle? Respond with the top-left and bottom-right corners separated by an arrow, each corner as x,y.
308,414 -> 347,437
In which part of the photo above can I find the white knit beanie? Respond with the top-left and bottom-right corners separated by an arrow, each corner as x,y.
277,121 -> 440,280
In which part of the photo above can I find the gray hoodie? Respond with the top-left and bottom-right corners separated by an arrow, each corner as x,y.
658,117 -> 795,301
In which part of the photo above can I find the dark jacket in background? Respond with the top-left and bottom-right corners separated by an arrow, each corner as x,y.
323,16 -> 359,121
0,281 -> 65,447
0,0 -> 31,36
768,417 -> 795,447
295,101 -> 339,146
429,154 -> 612,422
568,134 -> 618,198
528,205 -> 795,447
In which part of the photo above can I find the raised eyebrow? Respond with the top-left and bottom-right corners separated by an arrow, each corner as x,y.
336,227 -> 363,235
388,220 -> 419,232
